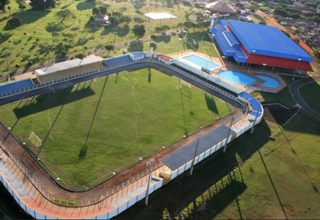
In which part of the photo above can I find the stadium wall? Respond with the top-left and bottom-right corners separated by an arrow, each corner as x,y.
242,46 -> 313,71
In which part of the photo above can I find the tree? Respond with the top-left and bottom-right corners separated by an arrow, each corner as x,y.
7,17 -> 22,28
99,6 -> 107,15
19,3 -> 26,11
120,6 -> 127,15
104,44 -> 114,55
313,48 -> 320,61
132,24 -> 145,38
292,36 -> 300,44
30,0 -> 55,10
155,26 -> 163,35
56,9 -> 74,24
92,7 -> 99,15
121,15 -> 132,26
0,0 -> 10,12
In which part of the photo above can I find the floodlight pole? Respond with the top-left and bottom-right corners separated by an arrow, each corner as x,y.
293,58 -> 301,81
113,32 -> 117,56
190,135 -> 201,176
248,50 -> 255,72
80,37 -> 86,59
44,0 -> 47,16
145,158 -> 155,206
223,116 -> 234,153
251,105 -> 261,135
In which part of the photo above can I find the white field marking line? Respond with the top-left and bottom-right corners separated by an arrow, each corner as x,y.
132,78 -> 142,155
282,108 -> 301,127
46,94 -> 55,141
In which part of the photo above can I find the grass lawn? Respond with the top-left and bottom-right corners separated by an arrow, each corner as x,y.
0,68 -> 232,189
115,111 -> 320,219
0,0 -> 208,77
300,80 -> 320,114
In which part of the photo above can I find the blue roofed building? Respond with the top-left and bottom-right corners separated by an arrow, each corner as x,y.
211,20 -> 313,71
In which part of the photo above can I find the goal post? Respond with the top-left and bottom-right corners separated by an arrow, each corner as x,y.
28,132 -> 42,147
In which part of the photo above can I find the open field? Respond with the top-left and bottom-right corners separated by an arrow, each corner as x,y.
0,68 -> 232,189
0,0 -> 212,76
300,80 -> 320,114
115,111 -> 320,219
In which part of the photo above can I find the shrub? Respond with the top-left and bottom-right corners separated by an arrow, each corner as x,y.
7,17 -> 22,28
75,53 -> 84,59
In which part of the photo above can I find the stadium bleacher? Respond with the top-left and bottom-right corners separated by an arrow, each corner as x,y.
0,78 -> 34,96
104,54 -> 133,66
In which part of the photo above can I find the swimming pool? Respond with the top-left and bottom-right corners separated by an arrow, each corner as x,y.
216,71 -> 257,85
182,54 -> 219,69
256,75 -> 280,88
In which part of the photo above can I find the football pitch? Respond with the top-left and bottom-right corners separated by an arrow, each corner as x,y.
0,68 -> 232,189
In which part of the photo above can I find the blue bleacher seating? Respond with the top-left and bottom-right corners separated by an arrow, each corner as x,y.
0,78 -> 34,96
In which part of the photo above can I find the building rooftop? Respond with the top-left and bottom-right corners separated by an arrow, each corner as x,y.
226,20 -> 313,62
35,55 -> 104,76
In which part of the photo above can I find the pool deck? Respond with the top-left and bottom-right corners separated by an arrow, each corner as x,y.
172,51 -> 222,72
207,33 -> 287,94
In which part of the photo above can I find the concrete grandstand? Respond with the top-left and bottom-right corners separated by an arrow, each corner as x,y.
35,55 -> 104,84
211,20 -> 313,72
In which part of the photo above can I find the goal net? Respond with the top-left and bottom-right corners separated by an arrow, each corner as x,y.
28,132 -> 42,147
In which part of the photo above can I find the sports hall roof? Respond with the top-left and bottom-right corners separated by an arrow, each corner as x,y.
226,20 -> 313,62
160,125 -> 235,171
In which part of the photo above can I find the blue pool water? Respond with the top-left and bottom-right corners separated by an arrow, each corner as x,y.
182,54 -> 219,69
256,75 -> 280,88
216,71 -> 257,85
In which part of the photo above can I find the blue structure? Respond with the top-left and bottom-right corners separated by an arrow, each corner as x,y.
211,20 -> 248,62
226,20 -> 312,62
103,54 -> 133,66
211,20 -> 313,71
0,78 -> 34,96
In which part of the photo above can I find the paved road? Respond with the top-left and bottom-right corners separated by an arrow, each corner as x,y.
289,76 -> 320,120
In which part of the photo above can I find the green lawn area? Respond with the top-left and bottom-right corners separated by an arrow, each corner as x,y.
300,80 -> 320,114
115,111 -> 320,219
0,68 -> 231,189
0,0 -> 210,77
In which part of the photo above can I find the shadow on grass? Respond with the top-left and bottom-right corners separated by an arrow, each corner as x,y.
204,92 -> 219,115
115,121 -> 271,219
128,40 -> 144,52
79,77 -> 109,159
13,85 -> 95,119
9,9 -> 45,25
154,34 -> 171,43
76,1 -> 96,10
182,37 -> 199,51
133,17 -> 145,23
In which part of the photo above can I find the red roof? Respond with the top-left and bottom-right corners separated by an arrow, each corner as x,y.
158,54 -> 173,61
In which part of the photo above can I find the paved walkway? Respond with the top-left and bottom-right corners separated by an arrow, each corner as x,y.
289,75 -> 320,120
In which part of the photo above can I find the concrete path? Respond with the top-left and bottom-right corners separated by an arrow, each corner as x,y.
289,75 -> 320,120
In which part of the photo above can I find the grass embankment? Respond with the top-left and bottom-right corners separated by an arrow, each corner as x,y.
115,112 -> 320,219
0,68 -> 231,189
300,80 -> 320,114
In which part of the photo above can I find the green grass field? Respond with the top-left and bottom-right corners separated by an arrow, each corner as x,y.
300,80 -> 320,114
0,68 -> 232,189
115,111 -> 320,220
